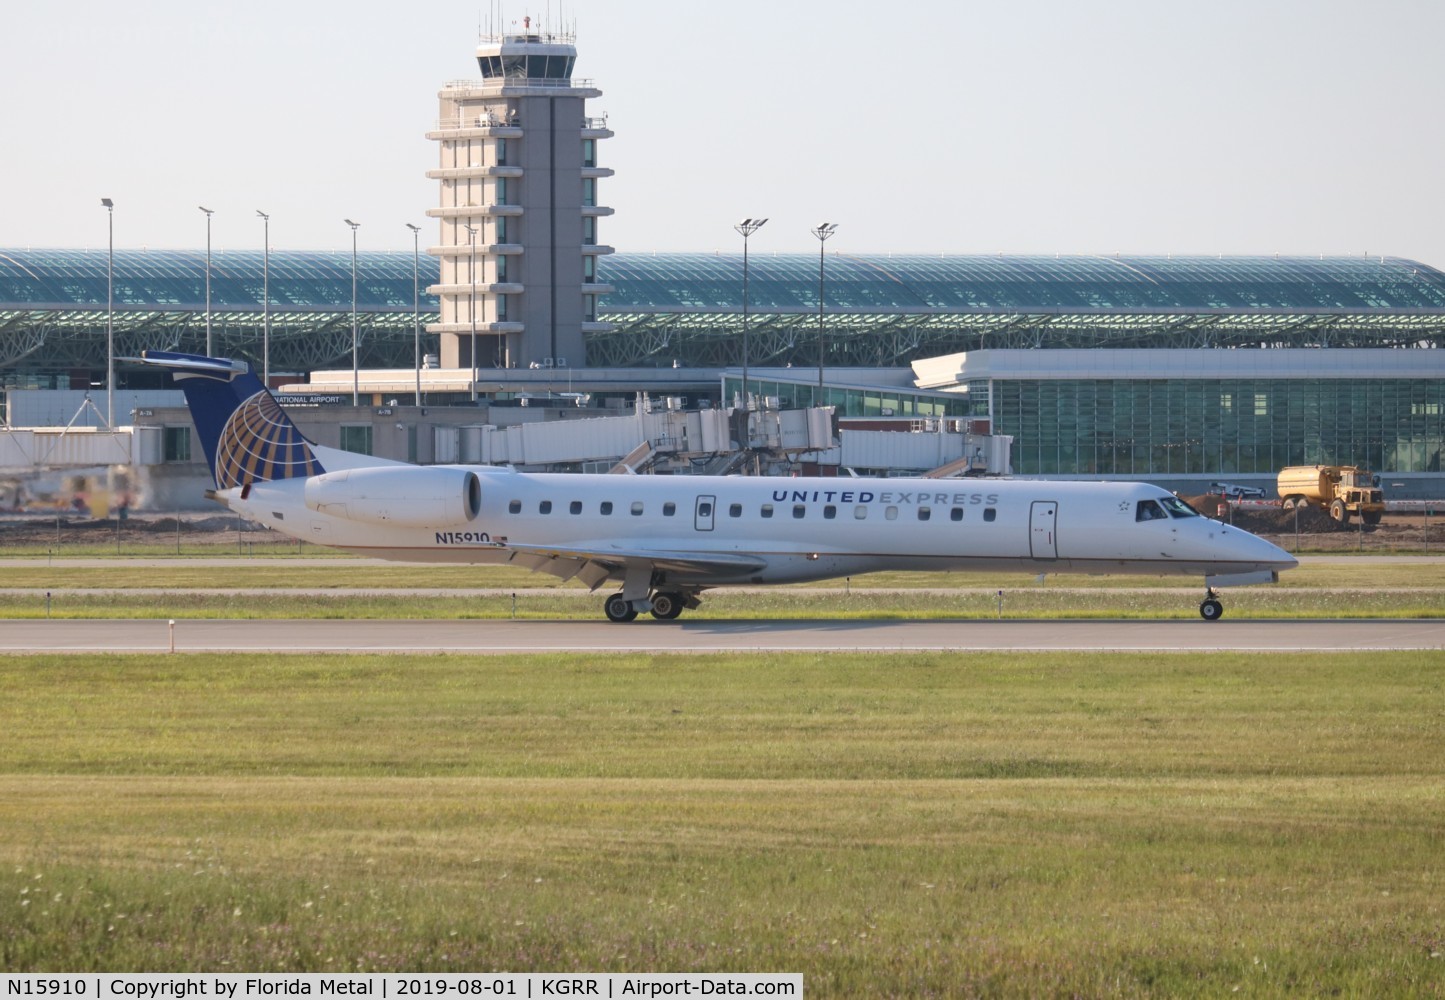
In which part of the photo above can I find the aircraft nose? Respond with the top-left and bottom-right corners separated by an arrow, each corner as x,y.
1239,528 -> 1298,571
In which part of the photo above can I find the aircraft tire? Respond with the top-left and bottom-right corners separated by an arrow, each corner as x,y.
1199,598 -> 1223,622
604,594 -> 639,623
650,592 -> 685,620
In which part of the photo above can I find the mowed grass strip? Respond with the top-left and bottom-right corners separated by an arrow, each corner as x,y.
3,582 -> 1445,620
0,652 -> 1442,779
1,651 -> 1443,994
2,561 -> 1445,621
6,559 -> 1445,590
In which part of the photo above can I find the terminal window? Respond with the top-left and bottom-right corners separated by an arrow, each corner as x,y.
163,426 -> 191,463
339,425 -> 373,456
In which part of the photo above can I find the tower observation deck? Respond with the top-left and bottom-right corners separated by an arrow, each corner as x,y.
425,20 -> 614,372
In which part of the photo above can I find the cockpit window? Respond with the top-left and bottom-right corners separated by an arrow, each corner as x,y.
1159,495 -> 1201,519
1135,500 -> 1168,522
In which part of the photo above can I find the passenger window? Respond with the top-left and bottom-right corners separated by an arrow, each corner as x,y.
950,507 -> 964,521
631,501 -> 644,516
698,502 -> 712,517
508,500 -> 521,514
854,505 -> 868,520
824,505 -> 837,519
600,501 -> 613,515
885,506 -> 898,521
729,503 -> 742,517
569,501 -> 582,515
663,502 -> 676,516
539,500 -> 552,514
1135,500 -> 1168,522
918,506 -> 931,521
792,504 -> 806,519
983,508 -> 997,522
761,504 -> 773,518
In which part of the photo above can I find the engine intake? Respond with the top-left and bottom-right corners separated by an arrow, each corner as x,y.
304,466 -> 482,528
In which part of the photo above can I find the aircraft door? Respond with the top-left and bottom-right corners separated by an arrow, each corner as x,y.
1029,500 -> 1058,560
695,495 -> 716,532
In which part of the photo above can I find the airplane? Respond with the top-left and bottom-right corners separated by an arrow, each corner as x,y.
139,350 -> 1298,622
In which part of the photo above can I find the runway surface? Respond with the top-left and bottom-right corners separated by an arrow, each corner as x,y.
3,618 -> 1444,653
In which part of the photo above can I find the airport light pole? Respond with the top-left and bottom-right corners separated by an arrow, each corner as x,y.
101,198 -> 114,427
465,223 -> 478,403
811,222 -> 838,399
733,217 -> 767,410
345,219 -> 360,406
256,210 -> 270,385
198,206 -> 214,355
406,223 -> 422,405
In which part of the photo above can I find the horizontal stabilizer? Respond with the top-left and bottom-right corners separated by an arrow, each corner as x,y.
133,351 -> 249,377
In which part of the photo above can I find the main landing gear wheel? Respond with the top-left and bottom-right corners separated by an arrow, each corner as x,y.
1199,589 -> 1224,622
603,593 -> 639,622
650,591 -> 686,620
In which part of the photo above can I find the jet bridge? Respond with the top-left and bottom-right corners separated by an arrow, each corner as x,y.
0,425 -> 142,470
439,405 -> 839,472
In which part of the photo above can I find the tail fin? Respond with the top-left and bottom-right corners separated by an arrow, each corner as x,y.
140,351 -> 324,489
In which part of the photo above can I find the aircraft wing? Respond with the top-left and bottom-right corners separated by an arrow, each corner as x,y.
500,541 -> 767,591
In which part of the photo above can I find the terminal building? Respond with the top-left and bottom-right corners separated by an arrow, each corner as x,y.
4,248 -> 1444,489
3,26 -> 1445,492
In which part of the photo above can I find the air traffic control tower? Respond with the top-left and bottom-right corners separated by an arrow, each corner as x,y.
426,21 -> 614,372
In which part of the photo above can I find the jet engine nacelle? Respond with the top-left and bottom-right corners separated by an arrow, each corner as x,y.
304,466 -> 482,528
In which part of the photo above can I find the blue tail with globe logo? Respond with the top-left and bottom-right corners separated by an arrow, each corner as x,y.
140,351 -> 325,489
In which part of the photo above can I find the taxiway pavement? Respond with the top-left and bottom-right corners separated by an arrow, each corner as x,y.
3,618 -> 1443,653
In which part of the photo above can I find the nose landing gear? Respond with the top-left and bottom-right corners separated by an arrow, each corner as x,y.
1199,588 -> 1224,621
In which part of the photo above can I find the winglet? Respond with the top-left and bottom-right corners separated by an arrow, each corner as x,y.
138,350 -> 324,489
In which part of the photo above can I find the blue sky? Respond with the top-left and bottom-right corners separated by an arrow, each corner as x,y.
3,0 -> 1442,264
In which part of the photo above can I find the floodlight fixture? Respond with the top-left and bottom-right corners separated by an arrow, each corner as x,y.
811,223 -> 839,393
199,207 -> 215,354
257,210 -> 271,384
102,198 -> 115,426
406,223 -> 422,404
345,220 -> 360,405
732,217 -> 768,411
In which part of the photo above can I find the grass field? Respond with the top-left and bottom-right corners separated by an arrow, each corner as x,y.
2,651 -> 1442,995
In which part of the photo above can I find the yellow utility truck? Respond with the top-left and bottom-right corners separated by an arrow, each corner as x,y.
1276,465 -> 1384,525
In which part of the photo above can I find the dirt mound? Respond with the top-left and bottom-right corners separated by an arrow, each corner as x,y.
141,515 -> 246,533
0,512 -> 288,548
1232,504 -> 1347,534
1182,494 -> 1352,533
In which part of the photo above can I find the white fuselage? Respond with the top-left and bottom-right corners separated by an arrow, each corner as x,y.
222,458 -> 1296,591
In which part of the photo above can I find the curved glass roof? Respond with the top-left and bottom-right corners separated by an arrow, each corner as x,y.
3,248 -> 1445,314
598,253 -> 1445,312
0,248 -> 430,310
